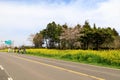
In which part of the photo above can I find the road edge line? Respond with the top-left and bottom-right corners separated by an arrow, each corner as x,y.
0,65 -> 4,70
8,77 -> 13,80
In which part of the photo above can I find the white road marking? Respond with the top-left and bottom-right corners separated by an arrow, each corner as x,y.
0,65 -> 13,80
8,77 -> 13,80
0,65 -> 4,70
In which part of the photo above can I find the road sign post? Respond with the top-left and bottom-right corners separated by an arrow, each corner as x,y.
4,40 -> 14,52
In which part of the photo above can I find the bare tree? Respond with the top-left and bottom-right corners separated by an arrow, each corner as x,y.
28,34 -> 35,46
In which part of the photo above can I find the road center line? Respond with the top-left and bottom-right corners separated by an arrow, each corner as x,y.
12,55 -> 105,80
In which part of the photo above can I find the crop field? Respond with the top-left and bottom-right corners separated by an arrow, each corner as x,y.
26,49 -> 120,68
0,48 -> 120,68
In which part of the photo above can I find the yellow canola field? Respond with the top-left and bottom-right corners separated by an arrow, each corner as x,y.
26,49 -> 120,67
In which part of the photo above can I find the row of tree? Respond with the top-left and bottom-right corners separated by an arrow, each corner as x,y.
31,21 -> 120,50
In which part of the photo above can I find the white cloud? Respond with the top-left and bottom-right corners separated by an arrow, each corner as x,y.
0,0 -> 120,46
89,0 -> 120,28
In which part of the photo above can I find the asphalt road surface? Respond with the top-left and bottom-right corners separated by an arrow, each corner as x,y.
0,66 -> 11,80
0,52 -> 120,80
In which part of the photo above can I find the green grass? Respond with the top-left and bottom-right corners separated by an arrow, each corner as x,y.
1,48 -> 120,69
26,49 -> 120,69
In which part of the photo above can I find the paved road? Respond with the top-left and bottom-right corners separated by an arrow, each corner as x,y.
0,52 -> 120,80
0,66 -> 10,80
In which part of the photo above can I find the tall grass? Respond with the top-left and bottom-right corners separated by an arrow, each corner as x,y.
26,49 -> 120,68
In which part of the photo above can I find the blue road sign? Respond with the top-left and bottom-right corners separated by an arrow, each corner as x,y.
5,40 -> 12,45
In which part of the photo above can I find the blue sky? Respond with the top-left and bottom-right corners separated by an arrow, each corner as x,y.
0,0 -> 120,46
0,0 -> 73,4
